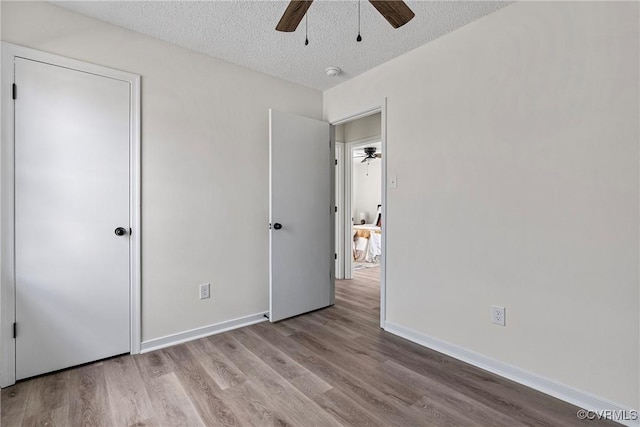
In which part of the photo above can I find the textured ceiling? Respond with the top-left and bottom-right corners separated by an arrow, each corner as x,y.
53,1 -> 512,90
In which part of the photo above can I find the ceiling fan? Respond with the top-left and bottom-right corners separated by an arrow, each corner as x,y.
355,147 -> 382,163
276,0 -> 415,32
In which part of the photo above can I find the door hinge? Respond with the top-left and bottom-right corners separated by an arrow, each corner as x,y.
335,159 -> 338,165
334,253 -> 337,260
129,228 -> 132,236
334,206 -> 337,213
12,83 -> 17,100
12,323 -> 16,339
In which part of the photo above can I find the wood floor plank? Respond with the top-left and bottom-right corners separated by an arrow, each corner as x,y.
311,387 -> 386,427
230,328 -> 332,398
67,363 -> 115,427
21,404 -> 69,427
129,417 -> 160,427
292,315 -> 387,364
142,372 -> 205,427
221,379 -> 296,427
133,350 -> 172,380
289,329 -> 423,406
23,370 -> 69,418
1,265 -> 619,427
1,410 -> 24,427
286,372 -> 333,400
306,312 -> 362,340
251,322 -> 430,426
410,396 -> 484,427
161,345 -> 238,426
282,313 -> 328,332
311,307 -> 381,337
186,339 -> 247,391
324,300 -> 381,328
290,308 -> 526,424
354,329 -> 603,426
385,360 -> 524,427
1,377 -> 33,425
269,321 -> 298,337
331,297 -> 378,319
103,355 -> 155,426
210,334 -> 343,427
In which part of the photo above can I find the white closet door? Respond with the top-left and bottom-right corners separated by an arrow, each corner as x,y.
15,57 -> 131,379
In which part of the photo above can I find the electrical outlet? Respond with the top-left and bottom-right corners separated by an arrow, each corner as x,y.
199,283 -> 210,300
491,305 -> 505,326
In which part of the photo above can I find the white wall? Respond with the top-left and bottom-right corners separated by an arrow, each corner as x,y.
340,114 -> 382,223
352,157 -> 381,224
335,113 -> 381,143
344,113 -> 381,143
324,1 -> 639,410
335,124 -> 345,143
1,1 -> 322,342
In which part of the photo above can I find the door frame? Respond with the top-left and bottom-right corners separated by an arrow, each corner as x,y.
330,100 -> 387,329
335,142 -> 345,279
0,42 -> 142,387
343,136 -> 382,280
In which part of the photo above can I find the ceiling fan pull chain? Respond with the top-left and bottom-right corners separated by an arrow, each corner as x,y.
357,0 -> 362,42
275,0 -> 414,33
305,12 -> 309,46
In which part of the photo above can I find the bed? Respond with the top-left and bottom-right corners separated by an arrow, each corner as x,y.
353,224 -> 382,263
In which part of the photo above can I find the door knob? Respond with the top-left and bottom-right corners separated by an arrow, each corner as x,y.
273,223 -> 282,230
114,227 -> 127,236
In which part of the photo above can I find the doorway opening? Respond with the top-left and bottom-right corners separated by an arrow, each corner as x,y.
333,111 -> 384,327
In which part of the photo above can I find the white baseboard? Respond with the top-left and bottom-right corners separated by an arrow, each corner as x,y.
384,322 -> 639,427
140,312 -> 268,353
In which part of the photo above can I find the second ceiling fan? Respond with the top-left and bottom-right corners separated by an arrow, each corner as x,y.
355,147 -> 382,163
276,0 -> 415,32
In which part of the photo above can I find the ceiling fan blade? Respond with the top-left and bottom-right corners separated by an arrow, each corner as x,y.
369,0 -> 415,29
361,157 -> 368,163
376,153 -> 382,158
276,0 -> 314,32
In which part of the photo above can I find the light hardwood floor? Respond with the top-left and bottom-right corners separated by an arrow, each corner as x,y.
1,266 -> 615,426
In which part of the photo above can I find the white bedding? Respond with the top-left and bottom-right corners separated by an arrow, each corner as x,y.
353,225 -> 382,263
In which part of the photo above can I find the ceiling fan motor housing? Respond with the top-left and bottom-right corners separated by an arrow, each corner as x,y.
364,147 -> 377,158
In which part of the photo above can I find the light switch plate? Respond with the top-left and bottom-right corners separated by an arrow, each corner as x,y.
199,283 -> 210,300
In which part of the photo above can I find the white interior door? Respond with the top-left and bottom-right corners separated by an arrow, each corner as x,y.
14,57 -> 131,379
269,110 -> 333,322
